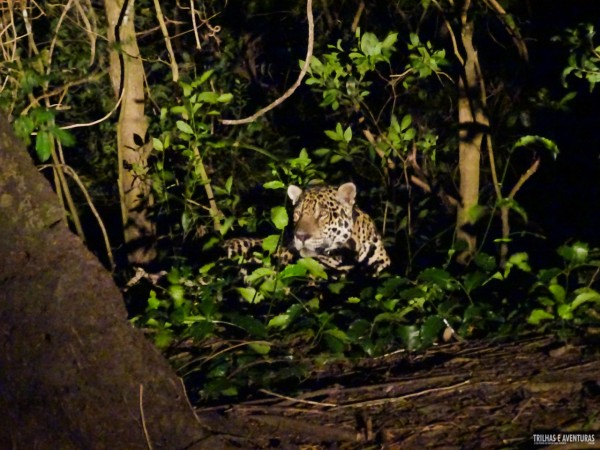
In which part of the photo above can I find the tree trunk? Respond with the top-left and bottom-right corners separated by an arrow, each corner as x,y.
0,113 -> 222,449
456,7 -> 489,264
105,0 -> 156,265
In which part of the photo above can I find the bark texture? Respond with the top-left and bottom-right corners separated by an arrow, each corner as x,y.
456,7 -> 489,263
105,0 -> 156,265
0,114 -> 218,449
199,336 -> 600,448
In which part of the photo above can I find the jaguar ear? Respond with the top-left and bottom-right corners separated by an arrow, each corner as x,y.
337,182 -> 356,207
287,185 -> 303,205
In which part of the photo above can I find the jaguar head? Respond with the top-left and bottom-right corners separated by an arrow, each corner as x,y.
287,183 -> 356,256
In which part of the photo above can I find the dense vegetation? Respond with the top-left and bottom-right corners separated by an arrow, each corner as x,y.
2,0 -> 600,403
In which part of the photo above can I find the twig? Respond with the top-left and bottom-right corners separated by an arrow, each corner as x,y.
189,0 -> 201,49
45,0 -> 76,75
221,0 -> 314,125
152,0 -> 179,82
335,379 -> 471,409
482,0 -> 528,61
508,157 -> 540,200
351,1 -> 365,33
259,388 -> 338,408
49,141 -> 86,242
431,0 -> 465,66
139,384 -> 155,450
59,86 -> 124,130
22,73 -> 104,114
73,0 -> 98,67
38,163 -> 115,270
20,1 -> 40,56
177,340 -> 273,376
192,144 -> 222,231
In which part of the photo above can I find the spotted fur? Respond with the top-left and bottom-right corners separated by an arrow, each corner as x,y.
224,183 -> 390,274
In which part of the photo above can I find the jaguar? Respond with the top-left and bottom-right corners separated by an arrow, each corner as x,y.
224,182 -> 390,274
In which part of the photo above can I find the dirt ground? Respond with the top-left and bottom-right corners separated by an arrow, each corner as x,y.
196,335 -> 600,449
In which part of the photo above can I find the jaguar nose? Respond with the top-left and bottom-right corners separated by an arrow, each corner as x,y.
295,231 -> 311,243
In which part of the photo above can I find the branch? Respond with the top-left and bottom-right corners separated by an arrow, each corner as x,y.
152,0 -> 179,82
483,0 -> 529,62
508,157 -> 540,200
220,0 -> 314,125
38,163 -> 116,270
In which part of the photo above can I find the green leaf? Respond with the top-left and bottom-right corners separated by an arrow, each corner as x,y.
418,268 -> 457,291
400,114 -> 412,131
52,127 -> 75,147
168,285 -> 185,308
474,252 -> 497,272
506,252 -> 531,274
280,263 -> 308,279
188,320 -> 215,340
328,282 -> 345,294
267,314 -> 291,329
346,321 -> 370,345
325,129 -> 342,141
228,314 -> 267,338
571,288 -> 600,310
154,329 -> 174,348
500,198 -> 528,222
397,325 -> 421,351
270,206 -> 288,230
147,290 -> 160,310
262,234 -> 281,253
13,115 -> 35,143
403,127 -> 416,141
246,267 -> 275,284
176,120 -> 194,135
527,309 -> 554,325
35,130 -> 52,162
264,180 -> 285,190
297,257 -> 327,279
249,342 -> 271,355
382,32 -> 398,50
467,204 -> 487,224
217,93 -> 233,103
463,271 -> 487,293
420,315 -> 445,347
557,304 -> 573,320
197,91 -> 220,103
195,69 -> 214,86
323,331 -> 347,353
343,126 -> 352,143
170,105 -> 188,118
181,211 -> 193,235
325,328 -> 351,343
360,32 -> 381,56
512,135 -> 559,159
557,241 -> 589,265
152,137 -> 164,151
237,287 -> 264,303
548,284 -> 566,303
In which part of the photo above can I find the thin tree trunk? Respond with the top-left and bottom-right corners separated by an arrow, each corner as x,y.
456,9 -> 489,264
105,0 -> 156,265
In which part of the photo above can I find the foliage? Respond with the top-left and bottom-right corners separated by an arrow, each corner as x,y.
559,24 -> 600,90
3,0 -> 600,405
134,236 -> 600,400
528,242 -> 600,329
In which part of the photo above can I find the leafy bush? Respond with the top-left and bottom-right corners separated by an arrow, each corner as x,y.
130,24 -> 600,402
